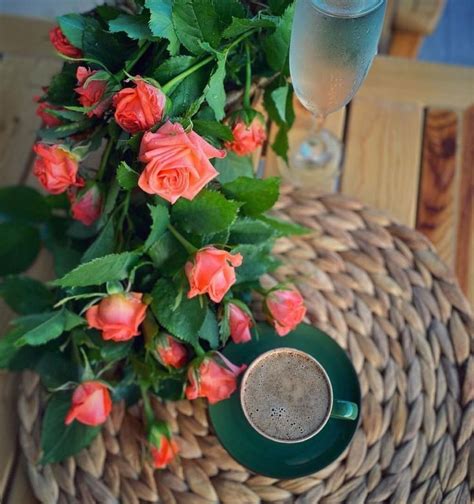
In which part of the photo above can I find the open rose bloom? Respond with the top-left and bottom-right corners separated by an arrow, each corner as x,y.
65,381 -> 112,426
33,144 -> 82,194
185,355 -> 246,405
226,117 -> 267,156
186,247 -> 243,303
86,293 -> 147,342
138,122 -> 225,203
265,287 -> 307,336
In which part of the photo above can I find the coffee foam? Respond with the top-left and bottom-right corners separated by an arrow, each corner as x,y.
242,350 -> 331,441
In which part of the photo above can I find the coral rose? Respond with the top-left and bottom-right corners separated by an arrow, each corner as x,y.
75,66 -> 109,118
265,287 -> 307,336
148,423 -> 180,469
49,26 -> 82,58
228,303 -> 253,344
35,100 -> 62,127
157,334 -> 187,369
138,121 -> 225,204
226,118 -> 267,156
86,293 -> 147,342
113,79 -> 166,134
65,381 -> 112,426
185,247 -> 243,303
185,355 -> 246,404
33,143 -> 82,194
70,185 -> 102,226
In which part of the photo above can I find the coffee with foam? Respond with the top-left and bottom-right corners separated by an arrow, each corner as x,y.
241,348 -> 332,442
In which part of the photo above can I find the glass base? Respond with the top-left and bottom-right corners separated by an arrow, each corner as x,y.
278,129 -> 342,192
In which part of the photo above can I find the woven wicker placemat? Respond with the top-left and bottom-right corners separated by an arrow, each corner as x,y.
18,188 -> 473,504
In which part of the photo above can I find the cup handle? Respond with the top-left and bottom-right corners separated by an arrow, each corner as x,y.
330,399 -> 358,420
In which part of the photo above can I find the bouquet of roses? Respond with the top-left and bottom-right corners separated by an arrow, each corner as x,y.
0,0 -> 307,469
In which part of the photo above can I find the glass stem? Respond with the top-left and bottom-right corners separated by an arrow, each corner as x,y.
311,114 -> 326,136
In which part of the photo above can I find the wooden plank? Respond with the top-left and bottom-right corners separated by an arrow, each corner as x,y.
359,56 -> 474,109
0,15 -> 54,58
455,106 -> 474,305
379,0 -> 398,54
416,109 -> 458,267
264,96 -> 346,179
341,96 -> 424,227
0,56 -> 60,185
389,30 -> 423,58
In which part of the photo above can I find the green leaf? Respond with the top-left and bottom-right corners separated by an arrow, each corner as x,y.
146,0 -> 180,55
258,215 -> 310,236
233,243 -> 278,283
145,205 -> 170,250
57,14 -> 99,49
192,119 -> 233,142
215,152 -> 254,184
35,352 -> 79,389
100,180 -> 121,225
229,217 -> 276,244
214,0 -> 246,32
153,55 -> 197,86
0,186 -> 50,223
52,252 -> 141,288
15,310 -> 65,347
100,340 -> 133,362
0,326 -> 27,368
222,177 -> 280,217
269,0 -> 294,15
148,231 -> 188,275
117,161 -> 139,190
38,120 -> 93,141
45,108 -> 85,121
81,218 -> 116,263
168,66 -> 209,117
108,13 -> 153,40
0,223 -> 41,276
222,16 -> 278,39
271,85 -> 289,123
204,52 -> 227,121
0,276 -> 54,315
40,391 -> 101,464
172,0 -> 221,55
272,124 -> 290,162
172,190 -> 240,235
263,4 -> 294,75
198,308 -> 219,349
151,278 -> 206,344
46,64 -> 78,106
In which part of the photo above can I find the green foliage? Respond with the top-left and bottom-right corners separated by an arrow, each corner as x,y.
204,52 -> 227,120
148,231 -> 188,274
109,14 -> 154,40
57,14 -> 99,49
263,3 -> 294,76
0,223 -> 41,276
172,190 -> 240,235
215,152 -> 254,183
146,0 -> 180,55
81,218 -> 116,263
222,177 -> 280,216
117,161 -> 139,190
192,119 -> 233,142
198,308 -> 219,349
222,16 -> 278,39
52,252 -> 141,287
229,217 -> 276,244
40,391 -> 101,464
0,276 -> 54,315
151,278 -> 206,344
145,204 -> 170,250
0,186 -> 50,223
233,242 -> 279,283
258,215 -> 311,236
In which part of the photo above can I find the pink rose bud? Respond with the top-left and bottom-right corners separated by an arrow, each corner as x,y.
35,99 -> 62,127
33,143 -> 83,195
75,66 -> 110,118
148,423 -> 180,469
228,303 -> 253,344
185,247 -> 243,303
86,293 -> 147,342
65,381 -> 112,426
157,334 -> 188,369
226,117 -> 267,156
113,78 -> 166,134
185,354 -> 246,405
265,287 -> 307,336
70,185 -> 102,226
49,26 -> 82,58
138,121 -> 225,204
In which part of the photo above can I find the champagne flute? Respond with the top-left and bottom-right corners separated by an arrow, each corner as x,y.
286,0 -> 386,189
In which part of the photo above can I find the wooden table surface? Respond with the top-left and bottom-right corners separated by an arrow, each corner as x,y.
0,14 -> 473,504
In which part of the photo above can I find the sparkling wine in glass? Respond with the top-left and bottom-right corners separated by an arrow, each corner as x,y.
287,0 -> 386,189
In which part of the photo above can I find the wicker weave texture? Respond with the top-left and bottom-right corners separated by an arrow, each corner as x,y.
18,188 -> 473,504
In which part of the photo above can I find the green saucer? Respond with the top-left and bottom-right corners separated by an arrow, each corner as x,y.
209,323 -> 361,479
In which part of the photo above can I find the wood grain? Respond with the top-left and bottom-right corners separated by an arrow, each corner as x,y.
341,96 -> 424,227
359,56 -> 474,109
416,109 -> 458,267
389,30 -> 423,58
455,105 -> 474,305
0,15 -> 54,58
